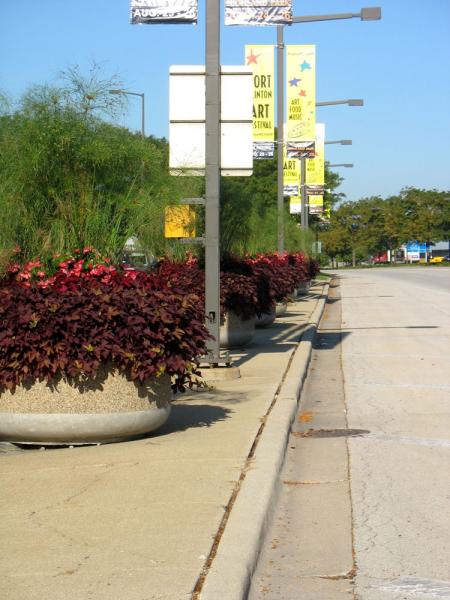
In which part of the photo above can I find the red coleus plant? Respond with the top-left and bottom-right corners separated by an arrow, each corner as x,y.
7,247 -> 116,289
156,256 -> 259,320
245,253 -> 299,305
306,256 -> 320,279
0,262 -> 210,393
155,251 -> 316,320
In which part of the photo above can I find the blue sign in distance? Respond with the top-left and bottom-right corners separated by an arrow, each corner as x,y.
406,242 -> 427,253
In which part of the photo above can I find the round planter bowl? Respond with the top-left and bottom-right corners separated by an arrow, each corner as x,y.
0,371 -> 172,446
255,308 -> 276,328
275,302 -> 288,317
220,310 -> 255,349
296,280 -> 312,295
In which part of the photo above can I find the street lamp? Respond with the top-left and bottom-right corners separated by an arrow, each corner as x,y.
316,99 -> 364,107
325,140 -> 352,145
276,8 -> 381,251
109,89 -> 145,138
327,163 -> 354,168
292,7 -> 381,23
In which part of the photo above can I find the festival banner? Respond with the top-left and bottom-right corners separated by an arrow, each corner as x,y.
289,195 -> 302,214
283,148 -> 300,197
309,195 -> 324,214
164,206 -> 196,238
130,0 -> 197,24
226,1 -> 292,26
305,123 -> 325,185
286,45 -> 316,142
306,184 -> 324,195
286,140 -> 315,159
245,45 -> 275,159
253,142 -> 274,159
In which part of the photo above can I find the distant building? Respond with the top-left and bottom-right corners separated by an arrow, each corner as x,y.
401,241 -> 449,263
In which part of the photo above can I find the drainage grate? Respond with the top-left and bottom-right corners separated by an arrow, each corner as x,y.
296,428 -> 370,438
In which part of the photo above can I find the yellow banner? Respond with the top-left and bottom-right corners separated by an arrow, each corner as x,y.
245,45 -> 275,142
309,195 -> 324,214
289,195 -> 302,214
305,123 -> 325,185
286,45 -> 316,141
283,147 -> 300,196
164,206 -> 196,238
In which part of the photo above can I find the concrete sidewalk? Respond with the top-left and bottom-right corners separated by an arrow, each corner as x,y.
0,281 -> 329,600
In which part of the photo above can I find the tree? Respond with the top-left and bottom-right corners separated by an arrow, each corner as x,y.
319,187 -> 450,265
220,145 -> 313,256
0,68 -> 202,268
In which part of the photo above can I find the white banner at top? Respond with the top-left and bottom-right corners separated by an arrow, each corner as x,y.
130,0 -> 197,24
225,0 -> 292,26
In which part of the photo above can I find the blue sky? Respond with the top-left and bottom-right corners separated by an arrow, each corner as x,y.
1,0 -> 449,201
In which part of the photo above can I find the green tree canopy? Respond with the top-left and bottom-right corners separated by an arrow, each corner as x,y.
0,69 -> 202,268
320,188 -> 450,265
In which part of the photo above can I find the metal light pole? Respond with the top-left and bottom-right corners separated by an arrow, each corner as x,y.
109,89 -> 145,138
276,8 -> 380,249
204,0 -> 222,364
276,25 -> 284,253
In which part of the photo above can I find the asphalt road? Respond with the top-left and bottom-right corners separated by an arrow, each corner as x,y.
248,268 -> 450,600
339,266 -> 450,295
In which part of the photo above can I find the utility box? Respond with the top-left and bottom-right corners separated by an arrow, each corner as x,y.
169,65 -> 253,176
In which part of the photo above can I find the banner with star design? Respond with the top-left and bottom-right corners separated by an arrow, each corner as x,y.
130,0 -> 197,24
245,45 -> 275,159
226,0 -> 292,26
286,45 -> 316,142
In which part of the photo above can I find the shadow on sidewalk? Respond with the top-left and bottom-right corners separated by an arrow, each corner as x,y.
313,330 -> 350,350
158,403 -> 234,434
226,288 -> 326,369
229,321 -> 306,369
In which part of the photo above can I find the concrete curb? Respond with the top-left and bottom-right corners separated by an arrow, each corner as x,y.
199,283 -> 329,600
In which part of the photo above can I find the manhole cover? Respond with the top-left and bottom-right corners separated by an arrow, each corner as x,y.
298,428 -> 370,438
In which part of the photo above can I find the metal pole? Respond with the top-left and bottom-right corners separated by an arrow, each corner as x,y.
277,25 -> 284,254
300,156 -> 307,230
204,0 -> 221,363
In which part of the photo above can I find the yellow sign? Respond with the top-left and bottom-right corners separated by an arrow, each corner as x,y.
245,45 -> 275,142
283,147 -> 300,196
286,45 -> 316,141
164,206 -> 196,238
305,123 -> 325,185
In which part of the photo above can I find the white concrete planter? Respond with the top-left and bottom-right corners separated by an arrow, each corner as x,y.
275,302 -> 288,317
288,288 -> 298,301
220,310 -> 255,349
296,279 -> 312,296
255,307 -> 276,328
0,371 -> 172,445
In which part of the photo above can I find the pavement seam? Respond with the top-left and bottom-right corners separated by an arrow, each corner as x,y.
335,277 -> 358,600
195,282 -> 330,600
